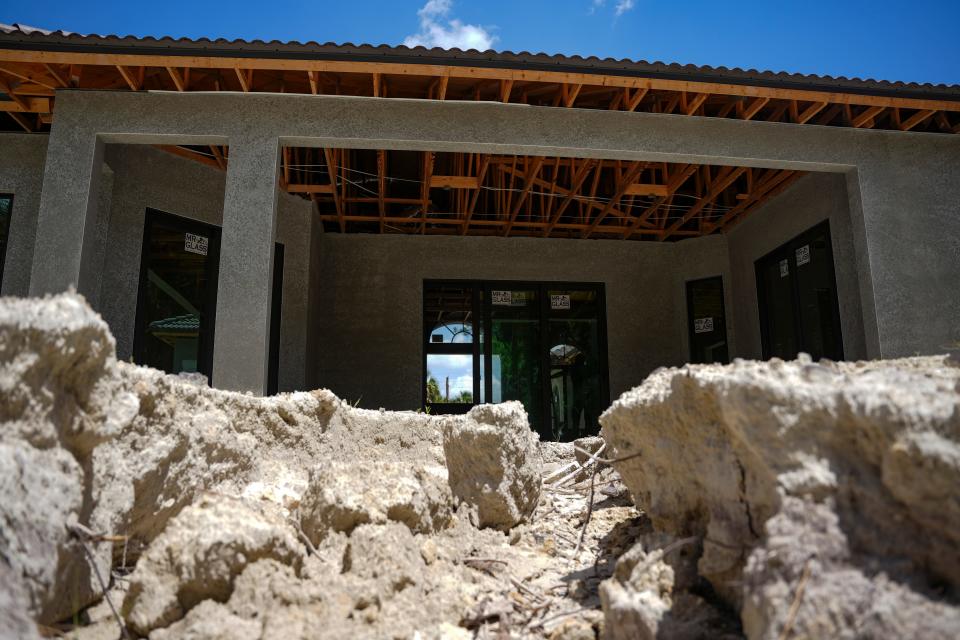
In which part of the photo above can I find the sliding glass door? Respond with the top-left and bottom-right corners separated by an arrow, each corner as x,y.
424,280 -> 609,441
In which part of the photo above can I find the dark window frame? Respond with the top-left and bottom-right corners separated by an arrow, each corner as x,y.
422,279 -> 610,438
133,208 -> 222,381
0,193 -> 13,289
754,219 -> 844,360
685,275 -> 730,364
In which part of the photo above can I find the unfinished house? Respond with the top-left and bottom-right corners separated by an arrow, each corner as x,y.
0,24 -> 958,441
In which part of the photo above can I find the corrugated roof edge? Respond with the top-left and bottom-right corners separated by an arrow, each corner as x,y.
2,22 -> 959,102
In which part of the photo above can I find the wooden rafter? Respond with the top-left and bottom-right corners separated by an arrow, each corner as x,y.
581,161 -> 645,238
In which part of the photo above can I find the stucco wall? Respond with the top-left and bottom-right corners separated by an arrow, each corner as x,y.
96,144 -> 313,391
313,232 -> 732,410
726,172 -> 867,360
0,133 -> 47,296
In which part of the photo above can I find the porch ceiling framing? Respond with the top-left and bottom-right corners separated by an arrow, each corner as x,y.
265,147 -> 803,241
1,49 -> 958,135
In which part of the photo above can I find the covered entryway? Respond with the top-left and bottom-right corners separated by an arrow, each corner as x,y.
424,280 -> 608,441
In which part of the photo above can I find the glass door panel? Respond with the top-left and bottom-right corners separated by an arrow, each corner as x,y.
489,287 -> 542,431
547,289 -> 603,441
793,230 -> 843,360
757,248 -> 799,359
424,282 -> 478,414
134,210 -> 220,379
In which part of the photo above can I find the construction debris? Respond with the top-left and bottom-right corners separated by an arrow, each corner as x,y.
600,355 -> 960,639
1,293 -> 958,639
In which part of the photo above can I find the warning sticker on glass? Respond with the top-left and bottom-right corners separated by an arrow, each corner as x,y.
694,317 -> 714,334
779,258 -> 789,278
491,290 -> 512,306
184,233 -> 208,256
550,294 -> 571,310
492,290 -> 531,306
796,244 -> 811,266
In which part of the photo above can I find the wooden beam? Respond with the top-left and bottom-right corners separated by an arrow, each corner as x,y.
115,65 -> 141,91
156,145 -> 221,169
436,75 -> 449,100
500,79 -> 513,103
0,64 -> 57,91
0,97 -> 50,113
286,183 -> 335,194
377,149 -> 386,232
562,83 -> 582,108
661,166 -> 747,239
5,111 -> 32,132
3,50 -> 960,113
429,175 -> 480,189
543,159 -> 597,236
420,151 -> 434,233
210,145 -> 225,170
461,154 -> 490,234
504,156 -> 545,235
0,76 -> 31,112
852,105 -> 885,128
624,183 -> 669,197
372,72 -> 381,97
582,161 -> 646,238
307,70 -> 318,95
165,66 -> 186,91
234,68 -> 251,92
900,109 -> 935,132
625,87 -> 648,112
795,101 -> 827,124
743,96 -> 769,120
684,92 -> 709,115
708,169 -> 798,231
322,148 -> 344,231
42,63 -> 68,88
499,162 -> 642,226
623,164 -> 698,238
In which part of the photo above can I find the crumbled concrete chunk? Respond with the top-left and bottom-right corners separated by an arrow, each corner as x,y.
122,495 -> 302,636
601,355 -> 960,638
441,402 -> 542,530
298,461 -> 453,544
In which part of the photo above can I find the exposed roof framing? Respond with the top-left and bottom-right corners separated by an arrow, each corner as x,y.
264,146 -> 800,241
1,24 -> 959,134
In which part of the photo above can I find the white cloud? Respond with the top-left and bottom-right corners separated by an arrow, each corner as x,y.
403,0 -> 496,51
590,0 -> 636,17
614,0 -> 635,16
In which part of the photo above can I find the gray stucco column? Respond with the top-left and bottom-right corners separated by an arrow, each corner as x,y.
28,122 -> 104,297
211,135 -> 281,393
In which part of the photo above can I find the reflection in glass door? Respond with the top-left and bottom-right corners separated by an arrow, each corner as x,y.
489,288 -> 542,432
134,209 -> 221,380
546,289 -> 604,441
424,280 -> 608,441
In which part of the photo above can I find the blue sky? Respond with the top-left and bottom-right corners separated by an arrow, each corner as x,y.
3,1 -> 958,85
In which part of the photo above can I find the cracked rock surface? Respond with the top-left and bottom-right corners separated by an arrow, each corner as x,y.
601,355 -> 960,639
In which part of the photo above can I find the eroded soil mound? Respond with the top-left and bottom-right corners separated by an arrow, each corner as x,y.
601,355 -> 960,639
0,294 -> 642,639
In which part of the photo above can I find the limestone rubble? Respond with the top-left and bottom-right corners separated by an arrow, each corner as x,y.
2,292 -> 959,639
600,355 -> 960,639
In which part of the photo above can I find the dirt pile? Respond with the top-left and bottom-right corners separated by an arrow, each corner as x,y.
1,293 -> 640,639
600,355 -> 960,639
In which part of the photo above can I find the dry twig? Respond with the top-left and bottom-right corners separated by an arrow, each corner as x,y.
778,558 -> 813,640
67,524 -> 130,640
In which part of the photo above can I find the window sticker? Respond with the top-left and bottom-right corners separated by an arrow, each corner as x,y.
694,317 -> 714,334
184,233 -> 208,256
796,244 -> 811,266
550,294 -> 571,310
492,290 -> 530,306
779,258 -> 789,278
